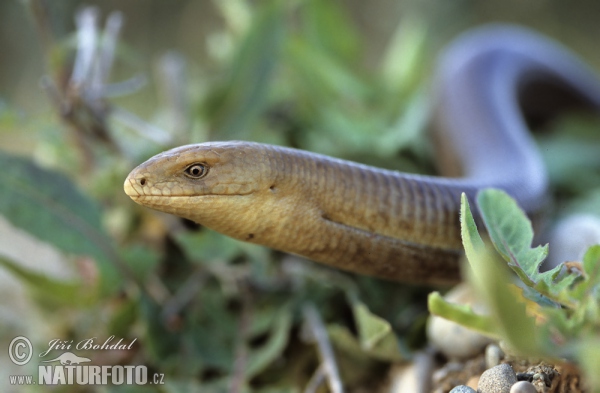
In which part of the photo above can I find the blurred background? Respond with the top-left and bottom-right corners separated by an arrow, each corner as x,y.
4,0 -> 600,117
2,0 -> 600,392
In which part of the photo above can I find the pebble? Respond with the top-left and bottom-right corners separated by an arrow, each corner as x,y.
449,386 -> 477,393
387,363 -> 419,393
510,381 -> 537,393
427,283 -> 492,359
478,364 -> 517,393
485,344 -> 504,368
387,351 -> 434,393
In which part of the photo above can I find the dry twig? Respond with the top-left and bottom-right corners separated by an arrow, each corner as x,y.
303,303 -> 344,393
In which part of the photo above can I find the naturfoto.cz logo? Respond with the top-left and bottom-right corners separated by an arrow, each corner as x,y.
8,336 -> 164,386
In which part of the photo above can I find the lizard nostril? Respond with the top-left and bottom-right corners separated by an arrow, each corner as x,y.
140,178 -> 146,186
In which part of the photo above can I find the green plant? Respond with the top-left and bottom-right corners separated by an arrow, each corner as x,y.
5,0 -> 600,391
429,189 -> 600,391
0,1 -> 431,391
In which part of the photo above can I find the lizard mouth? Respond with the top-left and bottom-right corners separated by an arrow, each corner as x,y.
123,176 -> 253,201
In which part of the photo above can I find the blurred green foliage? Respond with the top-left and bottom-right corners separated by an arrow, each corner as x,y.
431,190 -> 600,391
0,1 -> 434,392
1,0 -> 600,392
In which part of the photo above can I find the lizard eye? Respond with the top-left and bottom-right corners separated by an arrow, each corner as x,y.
184,163 -> 208,178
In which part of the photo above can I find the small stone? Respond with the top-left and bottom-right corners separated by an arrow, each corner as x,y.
387,351 -> 434,393
478,363 -> 517,393
449,385 -> 477,393
387,363 -> 419,393
510,381 -> 537,393
485,344 -> 504,368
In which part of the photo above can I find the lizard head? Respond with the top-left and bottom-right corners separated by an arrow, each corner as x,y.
124,141 -> 301,241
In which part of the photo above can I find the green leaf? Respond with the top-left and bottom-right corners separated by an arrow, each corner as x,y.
427,292 -> 497,337
302,0 -> 360,62
286,37 -> 369,109
376,89 -> 430,155
381,18 -> 427,97
477,189 -> 547,285
0,255 -> 92,308
352,301 -> 402,361
0,151 -> 120,294
477,189 -> 578,307
327,324 -> 389,381
208,0 -> 286,137
568,245 -> 600,322
327,323 -> 405,372
468,249 -> 542,356
120,244 -> 160,281
459,193 -> 486,270
107,298 -> 138,338
173,229 -> 243,266
460,191 -> 542,355
583,244 -> 600,284
246,309 -> 292,378
577,337 -> 600,393
139,294 -> 181,362
174,228 -> 275,285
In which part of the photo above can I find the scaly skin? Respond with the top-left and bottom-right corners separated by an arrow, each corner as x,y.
124,25 -> 600,284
